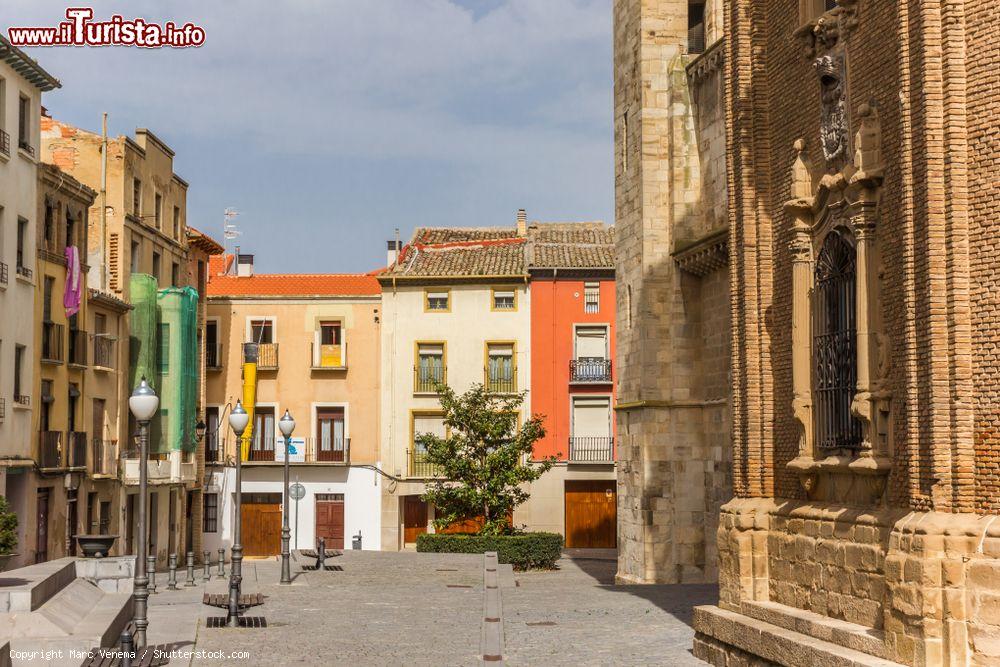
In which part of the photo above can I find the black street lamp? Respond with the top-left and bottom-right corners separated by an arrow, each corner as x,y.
227,400 -> 250,627
128,377 -> 159,648
278,410 -> 295,584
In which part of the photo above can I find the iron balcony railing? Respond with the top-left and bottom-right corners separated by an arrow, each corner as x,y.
205,431 -> 220,463
16,263 -> 32,280
311,342 -> 346,369
205,343 -> 223,370
568,436 -> 615,463
0,261 -> 7,285
407,448 -> 444,478
68,329 -> 88,366
248,437 -> 277,462
0,129 -> 10,158
315,437 -> 350,463
39,431 -> 63,468
688,22 -> 706,54
92,439 -> 117,475
41,322 -> 64,362
485,366 -> 517,394
244,342 -> 279,370
0,398 -> 5,423
69,432 -> 88,468
93,335 -> 115,369
14,393 -> 30,407
414,365 -> 446,393
18,139 -> 35,157
569,359 -> 613,383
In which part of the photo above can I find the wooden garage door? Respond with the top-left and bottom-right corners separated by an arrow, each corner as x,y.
241,493 -> 282,557
315,494 -> 345,549
565,480 -> 617,548
403,496 -> 428,544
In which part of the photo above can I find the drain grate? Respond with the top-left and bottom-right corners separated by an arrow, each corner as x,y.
435,568 -> 458,572
302,565 -> 343,571
205,616 -> 268,628
447,584 -> 473,589
526,621 -> 558,627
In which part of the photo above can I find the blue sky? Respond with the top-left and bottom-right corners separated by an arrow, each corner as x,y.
8,1 -> 613,274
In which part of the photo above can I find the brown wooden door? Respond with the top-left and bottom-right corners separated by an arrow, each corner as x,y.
315,494 -> 345,549
403,496 -> 427,544
36,488 -> 50,563
564,480 -> 617,548
241,502 -> 282,556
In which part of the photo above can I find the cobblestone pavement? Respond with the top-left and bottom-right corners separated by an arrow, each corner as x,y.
503,552 -> 715,666
137,549 -> 712,666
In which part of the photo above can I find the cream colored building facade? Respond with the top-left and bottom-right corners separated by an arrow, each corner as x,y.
379,228 -> 531,550
0,36 -> 60,567
204,253 -> 383,554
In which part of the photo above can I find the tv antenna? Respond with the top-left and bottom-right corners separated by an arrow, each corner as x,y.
223,208 -> 241,256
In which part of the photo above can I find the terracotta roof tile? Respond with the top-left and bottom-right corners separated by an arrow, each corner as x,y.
208,273 -> 380,297
414,227 -> 519,244
526,222 -> 614,269
384,238 -> 526,277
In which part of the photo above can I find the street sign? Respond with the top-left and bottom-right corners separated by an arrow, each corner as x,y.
276,437 -> 306,463
289,482 -> 306,501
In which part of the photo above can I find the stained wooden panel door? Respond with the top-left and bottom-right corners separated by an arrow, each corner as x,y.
315,494 -> 345,549
241,502 -> 282,556
403,496 -> 427,544
564,480 -> 617,548
36,488 -> 50,563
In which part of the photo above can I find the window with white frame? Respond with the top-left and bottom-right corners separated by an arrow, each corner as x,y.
584,282 -> 600,313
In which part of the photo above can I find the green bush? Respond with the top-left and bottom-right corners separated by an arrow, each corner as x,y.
416,532 -> 563,570
0,497 -> 18,555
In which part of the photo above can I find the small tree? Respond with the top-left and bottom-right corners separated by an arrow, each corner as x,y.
0,497 -> 18,555
418,384 -> 553,536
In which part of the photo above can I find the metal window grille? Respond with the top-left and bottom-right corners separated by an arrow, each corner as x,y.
812,230 -> 863,450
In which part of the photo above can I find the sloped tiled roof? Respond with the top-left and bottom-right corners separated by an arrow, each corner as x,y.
208,273 -> 381,297
413,228 -> 519,244
384,238 -> 526,278
526,222 -> 614,269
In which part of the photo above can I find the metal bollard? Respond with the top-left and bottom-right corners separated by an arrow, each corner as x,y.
204,550 -> 212,581
167,553 -> 178,590
120,631 -> 135,667
352,531 -> 362,550
147,554 -> 157,594
217,548 -> 225,578
185,551 -> 196,586
317,537 -> 326,570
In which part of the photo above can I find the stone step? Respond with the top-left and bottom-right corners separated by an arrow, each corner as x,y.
693,605 -> 907,667
740,600 -> 889,660
0,557 -> 77,613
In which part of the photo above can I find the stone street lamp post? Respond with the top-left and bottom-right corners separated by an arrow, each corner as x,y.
278,410 -> 295,585
227,400 -> 250,628
128,377 -> 159,648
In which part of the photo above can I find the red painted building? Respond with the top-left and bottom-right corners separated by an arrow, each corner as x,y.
521,222 -> 617,548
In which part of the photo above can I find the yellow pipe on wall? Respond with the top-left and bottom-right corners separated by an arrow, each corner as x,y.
241,361 -> 257,461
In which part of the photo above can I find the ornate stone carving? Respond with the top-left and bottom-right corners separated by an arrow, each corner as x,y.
794,0 -> 861,59
815,54 -> 849,164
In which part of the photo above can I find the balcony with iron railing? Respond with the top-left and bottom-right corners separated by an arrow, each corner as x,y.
15,260 -> 32,280
311,342 -> 347,370
68,432 -> 88,469
41,322 -> 64,362
19,138 -> 35,157
93,335 -> 116,369
315,437 -> 350,463
569,358 -> 613,384
244,342 -> 279,370
68,329 -> 88,367
39,431 -> 63,469
14,393 -> 30,407
688,22 -> 705,54
485,366 -> 517,394
0,398 -> 5,423
568,436 -> 615,463
0,128 -> 10,158
205,343 -> 223,370
414,365 -> 447,394
243,437 -> 351,464
91,439 -> 117,476
407,448 -> 444,478
0,261 -> 8,286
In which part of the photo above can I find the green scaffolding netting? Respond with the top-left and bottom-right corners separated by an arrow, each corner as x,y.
129,274 -> 200,454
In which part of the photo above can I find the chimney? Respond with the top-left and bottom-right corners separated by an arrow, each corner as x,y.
387,240 -> 402,267
236,251 -> 254,277
516,208 -> 527,236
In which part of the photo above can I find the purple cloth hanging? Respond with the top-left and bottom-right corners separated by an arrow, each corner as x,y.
64,245 -> 82,317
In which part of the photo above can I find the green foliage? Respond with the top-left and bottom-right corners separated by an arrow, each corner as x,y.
418,384 -> 554,536
0,497 -> 18,555
416,532 -> 563,570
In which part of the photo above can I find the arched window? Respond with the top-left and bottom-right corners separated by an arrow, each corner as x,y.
812,229 -> 862,450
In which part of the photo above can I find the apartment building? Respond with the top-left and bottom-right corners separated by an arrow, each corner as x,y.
204,252 -> 383,555
41,119 -> 209,566
378,222 -> 531,550
0,36 -> 60,568
521,222 -> 617,548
